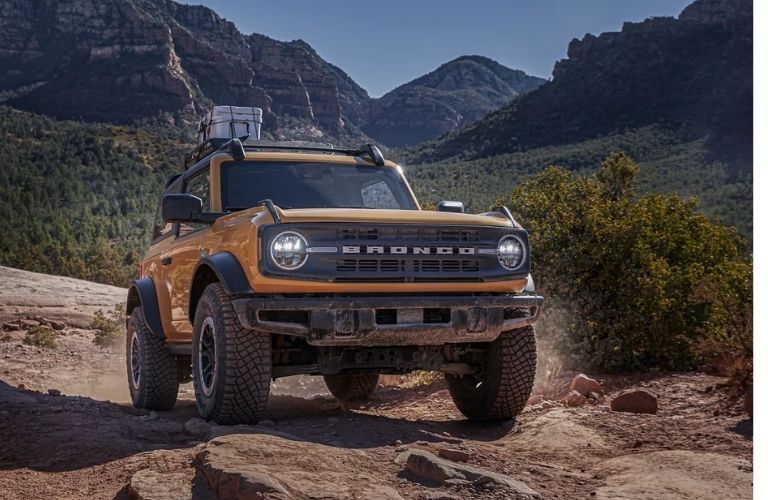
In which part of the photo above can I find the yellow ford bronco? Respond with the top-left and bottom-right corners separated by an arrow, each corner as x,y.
126,115 -> 543,424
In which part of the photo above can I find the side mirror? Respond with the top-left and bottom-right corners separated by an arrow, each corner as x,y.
162,194 -> 221,224
437,200 -> 465,213
162,194 -> 202,223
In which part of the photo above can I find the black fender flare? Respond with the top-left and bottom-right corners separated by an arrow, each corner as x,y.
126,277 -> 165,339
188,252 -> 254,322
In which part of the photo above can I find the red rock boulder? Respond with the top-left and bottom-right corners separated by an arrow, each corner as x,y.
564,391 -> 587,407
570,374 -> 602,397
610,389 -> 658,414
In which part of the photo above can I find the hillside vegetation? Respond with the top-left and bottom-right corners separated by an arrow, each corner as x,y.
0,107 -> 188,286
403,127 -> 752,236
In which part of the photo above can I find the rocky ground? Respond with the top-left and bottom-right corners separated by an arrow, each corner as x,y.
0,267 -> 754,499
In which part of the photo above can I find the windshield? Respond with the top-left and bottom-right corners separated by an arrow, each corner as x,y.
221,161 -> 418,211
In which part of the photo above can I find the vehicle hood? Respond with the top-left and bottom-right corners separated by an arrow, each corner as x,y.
274,208 -> 514,227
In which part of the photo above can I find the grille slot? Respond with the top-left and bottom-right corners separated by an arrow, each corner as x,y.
336,259 -> 403,272
411,260 -> 480,273
339,228 -> 379,240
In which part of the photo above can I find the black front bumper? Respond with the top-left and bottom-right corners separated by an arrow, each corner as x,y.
233,294 -> 544,346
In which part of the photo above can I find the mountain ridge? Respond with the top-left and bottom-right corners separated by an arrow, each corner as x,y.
407,0 -> 752,163
362,55 -> 545,147
0,0 -> 540,146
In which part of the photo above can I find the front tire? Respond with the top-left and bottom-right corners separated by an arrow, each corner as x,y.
192,283 -> 271,424
126,307 -> 180,411
323,373 -> 379,402
446,325 -> 537,421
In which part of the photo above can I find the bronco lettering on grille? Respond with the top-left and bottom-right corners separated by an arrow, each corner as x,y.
342,246 -> 476,255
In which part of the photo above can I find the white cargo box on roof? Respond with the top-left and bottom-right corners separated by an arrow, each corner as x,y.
198,105 -> 262,143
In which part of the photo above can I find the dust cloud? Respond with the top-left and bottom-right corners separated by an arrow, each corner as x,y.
53,348 -> 132,403
532,304 -> 577,399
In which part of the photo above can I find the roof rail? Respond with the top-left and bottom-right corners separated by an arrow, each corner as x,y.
184,139 -> 387,169
184,137 -> 247,169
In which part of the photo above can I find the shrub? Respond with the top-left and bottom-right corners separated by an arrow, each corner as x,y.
421,200 -> 438,211
691,264 -> 752,389
24,326 -> 57,349
404,370 -> 442,388
380,371 -> 443,388
91,304 -> 126,348
509,152 -> 751,372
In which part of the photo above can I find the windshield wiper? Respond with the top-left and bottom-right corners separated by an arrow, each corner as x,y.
227,205 -> 294,211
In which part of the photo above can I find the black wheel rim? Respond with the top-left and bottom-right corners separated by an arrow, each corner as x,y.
130,330 -> 141,390
457,373 -> 484,391
198,317 -> 217,397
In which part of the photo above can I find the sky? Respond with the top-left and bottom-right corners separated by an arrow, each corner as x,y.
185,0 -> 693,97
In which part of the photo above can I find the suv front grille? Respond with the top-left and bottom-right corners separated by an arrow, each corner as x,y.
260,223 -> 529,283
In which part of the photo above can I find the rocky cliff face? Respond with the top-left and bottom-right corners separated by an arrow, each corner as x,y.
0,0 -> 198,124
411,0 -> 752,163
0,0 -> 540,146
362,56 -> 545,147
0,0 -> 366,139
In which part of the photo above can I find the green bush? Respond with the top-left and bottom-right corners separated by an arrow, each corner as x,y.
91,304 -> 126,348
24,326 -> 57,349
691,264 -> 752,388
510,152 -> 751,372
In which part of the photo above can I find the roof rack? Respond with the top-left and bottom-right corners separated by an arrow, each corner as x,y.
184,138 -> 387,169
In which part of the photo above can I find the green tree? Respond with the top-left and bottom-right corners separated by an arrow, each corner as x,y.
509,152 -> 751,372
596,151 -> 639,200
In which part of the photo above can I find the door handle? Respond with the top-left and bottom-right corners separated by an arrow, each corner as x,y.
161,255 -> 172,266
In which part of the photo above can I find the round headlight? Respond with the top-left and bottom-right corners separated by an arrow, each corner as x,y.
497,235 -> 525,270
270,231 -> 308,270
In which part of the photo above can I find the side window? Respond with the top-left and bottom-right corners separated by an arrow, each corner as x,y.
179,169 -> 211,236
186,169 -> 211,211
152,176 -> 182,241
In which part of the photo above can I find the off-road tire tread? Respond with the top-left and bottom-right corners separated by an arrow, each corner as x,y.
127,307 -> 179,411
323,373 -> 379,402
194,283 -> 270,424
446,325 -> 537,421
